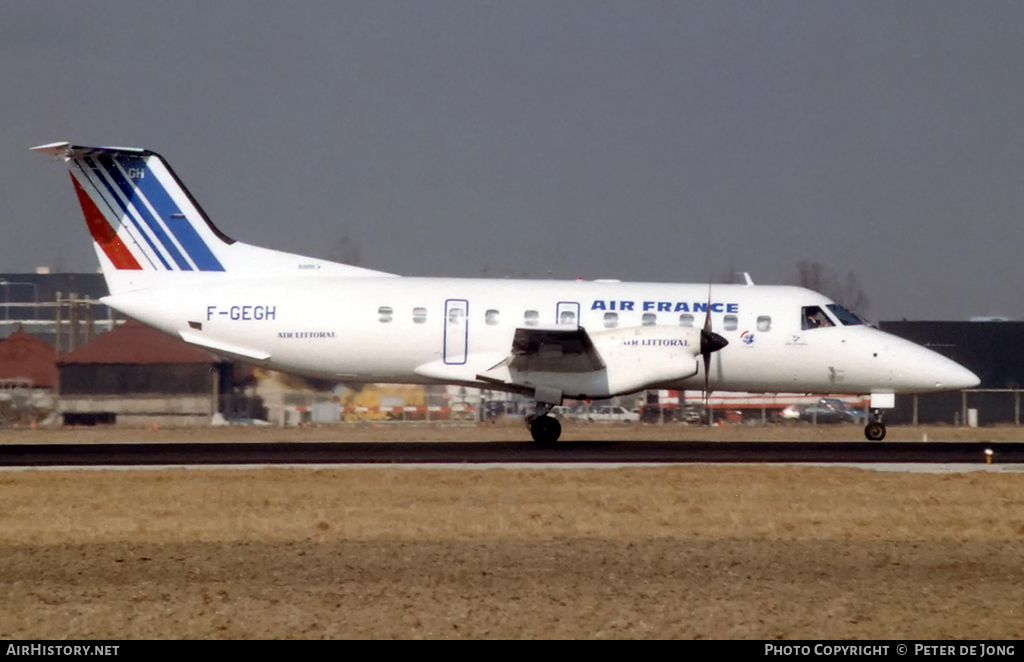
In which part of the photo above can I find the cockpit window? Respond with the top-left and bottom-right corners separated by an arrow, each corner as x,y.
801,305 -> 835,330
826,303 -> 866,326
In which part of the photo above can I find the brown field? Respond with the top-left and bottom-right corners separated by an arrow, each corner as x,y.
0,422 -> 1022,639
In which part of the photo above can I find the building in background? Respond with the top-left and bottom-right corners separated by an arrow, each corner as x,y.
0,329 -> 57,425
879,321 -> 1024,426
57,320 -> 232,426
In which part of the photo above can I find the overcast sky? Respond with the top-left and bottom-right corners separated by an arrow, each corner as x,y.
3,1 -> 1023,321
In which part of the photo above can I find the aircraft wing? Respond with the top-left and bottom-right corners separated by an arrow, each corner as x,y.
416,327 -> 605,390
507,327 -> 606,373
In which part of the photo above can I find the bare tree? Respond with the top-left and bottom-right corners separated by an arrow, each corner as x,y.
332,226 -> 362,266
794,260 -> 870,316
717,262 -> 739,285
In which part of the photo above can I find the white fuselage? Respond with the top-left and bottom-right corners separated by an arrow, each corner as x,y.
32,140 -> 981,432
104,276 -> 980,400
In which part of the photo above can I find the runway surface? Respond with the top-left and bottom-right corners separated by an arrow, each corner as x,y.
1,440 -> 1023,466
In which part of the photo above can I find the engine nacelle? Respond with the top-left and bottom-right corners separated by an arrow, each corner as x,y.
589,325 -> 702,391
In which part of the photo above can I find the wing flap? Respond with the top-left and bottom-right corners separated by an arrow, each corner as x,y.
508,327 -> 606,373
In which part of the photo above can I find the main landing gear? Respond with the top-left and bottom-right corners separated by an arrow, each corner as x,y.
864,409 -> 886,441
527,405 -> 561,444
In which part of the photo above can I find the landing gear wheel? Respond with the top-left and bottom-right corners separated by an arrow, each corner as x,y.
530,415 -> 562,444
864,421 -> 886,441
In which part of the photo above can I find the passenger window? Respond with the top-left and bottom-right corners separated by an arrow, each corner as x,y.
723,315 -> 738,331
559,310 -> 577,325
378,306 -> 393,323
603,312 -> 618,328
448,306 -> 465,324
524,310 -> 539,327
486,309 -> 500,325
413,307 -> 427,324
801,306 -> 835,330
642,313 -> 657,326
757,315 -> 771,331
679,314 -> 694,327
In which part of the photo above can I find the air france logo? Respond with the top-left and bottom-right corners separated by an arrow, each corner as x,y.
741,331 -> 755,345
591,300 -> 739,313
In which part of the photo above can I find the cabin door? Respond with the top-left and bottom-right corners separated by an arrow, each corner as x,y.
444,299 -> 469,364
556,301 -> 580,328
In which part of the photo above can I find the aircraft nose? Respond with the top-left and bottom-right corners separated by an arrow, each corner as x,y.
938,361 -> 980,391
890,337 -> 980,393
916,349 -> 979,391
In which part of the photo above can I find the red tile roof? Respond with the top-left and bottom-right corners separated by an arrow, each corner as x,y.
57,320 -> 217,365
0,330 -> 57,388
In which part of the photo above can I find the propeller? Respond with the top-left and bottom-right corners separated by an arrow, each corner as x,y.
699,284 -> 729,424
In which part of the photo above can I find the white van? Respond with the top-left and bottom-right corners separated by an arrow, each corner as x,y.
584,406 -> 641,423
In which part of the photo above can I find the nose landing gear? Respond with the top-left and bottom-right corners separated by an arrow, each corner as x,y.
864,409 -> 886,441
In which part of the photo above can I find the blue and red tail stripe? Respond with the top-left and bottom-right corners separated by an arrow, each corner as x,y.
93,155 -> 191,270
114,155 -> 225,272
77,158 -> 172,270
70,174 -> 143,271
33,142 -> 232,274
70,154 -> 226,272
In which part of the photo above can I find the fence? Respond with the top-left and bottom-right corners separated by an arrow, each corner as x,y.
0,295 -> 117,351
901,389 -> 1023,427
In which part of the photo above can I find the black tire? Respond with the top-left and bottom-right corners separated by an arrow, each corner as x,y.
864,422 -> 886,441
530,415 -> 562,444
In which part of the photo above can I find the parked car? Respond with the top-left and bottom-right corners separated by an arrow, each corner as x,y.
549,406 -> 574,419
798,402 -> 859,424
582,406 -> 641,423
641,404 -> 703,423
678,405 -> 703,424
778,399 -> 863,424
779,404 -> 803,420
819,398 -> 865,423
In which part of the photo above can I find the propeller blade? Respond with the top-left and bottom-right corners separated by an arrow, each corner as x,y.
698,281 -> 728,425
703,350 -> 712,424
698,290 -> 729,371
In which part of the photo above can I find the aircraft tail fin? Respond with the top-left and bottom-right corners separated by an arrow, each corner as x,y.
32,142 -> 233,275
32,142 -> 394,294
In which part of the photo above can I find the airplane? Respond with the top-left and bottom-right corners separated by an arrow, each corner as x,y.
31,141 -> 980,443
